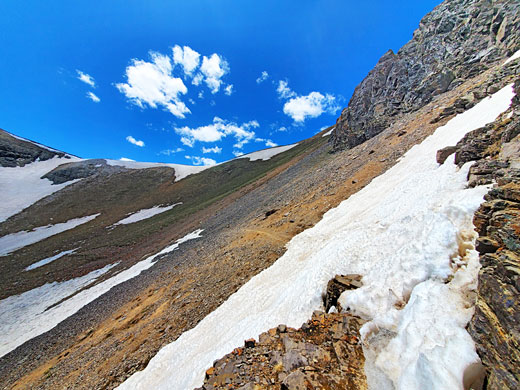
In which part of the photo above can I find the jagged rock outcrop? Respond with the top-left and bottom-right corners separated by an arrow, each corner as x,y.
332,0 -> 520,151
42,159 -> 129,184
0,128 -> 68,167
198,311 -> 366,390
438,77 -> 520,389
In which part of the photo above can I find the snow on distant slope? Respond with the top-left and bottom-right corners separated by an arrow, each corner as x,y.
504,49 -> 520,65
0,214 -> 99,256
118,84 -> 514,390
237,143 -> 298,161
0,229 -> 203,358
112,203 -> 182,226
322,128 -> 334,137
25,249 -> 78,271
105,159 -> 208,181
0,156 -> 81,222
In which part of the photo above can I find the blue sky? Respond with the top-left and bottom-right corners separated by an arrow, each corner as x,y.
0,0 -> 441,165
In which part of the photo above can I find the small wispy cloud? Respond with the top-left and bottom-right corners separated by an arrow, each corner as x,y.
126,135 -> 145,147
185,155 -> 217,166
224,84 -> 234,96
276,80 -> 296,99
120,157 -> 135,161
86,91 -> 100,103
202,146 -> 222,154
256,71 -> 269,84
159,147 -> 184,156
77,70 -> 96,87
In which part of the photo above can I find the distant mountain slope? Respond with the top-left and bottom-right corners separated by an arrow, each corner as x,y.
332,0 -> 519,150
0,128 -> 71,167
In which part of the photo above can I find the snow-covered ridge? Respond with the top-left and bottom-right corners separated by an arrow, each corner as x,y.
0,156 -> 82,222
0,229 -> 204,358
237,143 -> 298,161
118,84 -> 514,390
112,203 -> 182,226
0,214 -> 99,256
105,159 -> 208,182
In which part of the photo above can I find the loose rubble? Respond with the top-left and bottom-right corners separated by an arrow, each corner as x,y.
198,311 -> 366,390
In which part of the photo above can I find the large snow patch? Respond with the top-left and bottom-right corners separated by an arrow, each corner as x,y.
118,84 -> 514,390
112,203 -> 182,226
0,229 -> 203,358
0,156 -> 81,222
105,159 -> 207,181
0,214 -> 99,256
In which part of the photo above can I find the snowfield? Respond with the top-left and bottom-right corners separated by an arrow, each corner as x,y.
0,156 -> 82,222
118,84 -> 514,390
0,214 -> 99,256
105,159 -> 208,181
237,143 -> 298,161
112,203 -> 182,226
0,229 -> 203,358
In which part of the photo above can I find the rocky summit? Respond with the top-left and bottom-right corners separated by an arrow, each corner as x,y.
332,0 -> 520,151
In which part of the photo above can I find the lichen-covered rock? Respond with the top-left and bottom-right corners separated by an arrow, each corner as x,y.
332,0 -> 520,151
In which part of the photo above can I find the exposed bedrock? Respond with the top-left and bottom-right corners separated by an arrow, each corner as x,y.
0,128 -> 68,167
42,159 -> 129,184
332,0 -> 520,151
439,77 -> 520,389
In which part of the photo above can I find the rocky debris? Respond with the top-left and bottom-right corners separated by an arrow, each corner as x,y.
42,159 -> 129,184
438,77 -> 520,388
323,274 -> 362,313
197,311 -> 366,390
0,128 -> 68,167
332,0 -> 520,151
436,145 -> 458,164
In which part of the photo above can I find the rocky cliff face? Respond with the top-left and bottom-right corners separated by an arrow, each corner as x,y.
332,0 -> 520,151
438,77 -> 520,389
0,129 -> 68,167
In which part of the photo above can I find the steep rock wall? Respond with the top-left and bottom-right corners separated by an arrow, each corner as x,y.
332,0 -> 520,151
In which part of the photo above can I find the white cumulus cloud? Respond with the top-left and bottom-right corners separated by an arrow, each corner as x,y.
120,157 -> 135,161
77,70 -> 96,87
185,155 -> 217,166
283,92 -> 339,122
172,45 -> 201,76
256,71 -> 269,84
277,80 -> 340,123
116,52 -> 190,118
265,139 -> 278,147
175,117 -> 259,149
126,135 -> 145,147
202,146 -> 222,154
86,91 -> 100,103
199,54 -> 229,94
